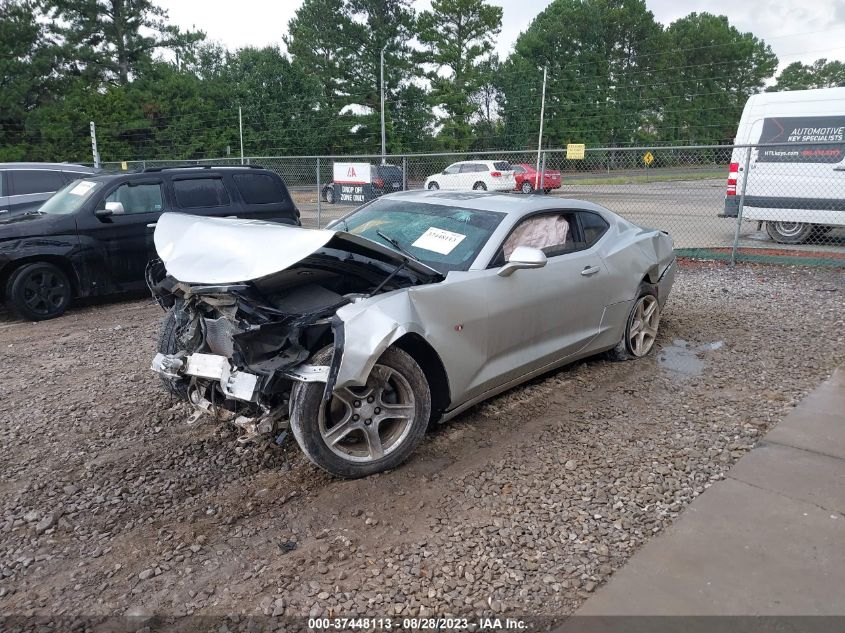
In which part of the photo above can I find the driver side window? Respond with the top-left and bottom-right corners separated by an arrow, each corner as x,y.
105,183 -> 164,214
502,213 -> 576,259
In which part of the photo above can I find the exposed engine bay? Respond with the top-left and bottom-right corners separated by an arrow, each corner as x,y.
148,247 -> 437,444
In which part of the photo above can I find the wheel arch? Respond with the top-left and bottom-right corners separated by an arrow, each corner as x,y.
392,332 -> 451,423
1,255 -> 80,299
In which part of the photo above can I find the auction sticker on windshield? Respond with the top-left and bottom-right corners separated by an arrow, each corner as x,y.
412,227 -> 466,255
69,181 -> 97,196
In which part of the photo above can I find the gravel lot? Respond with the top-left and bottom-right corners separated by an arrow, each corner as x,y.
0,261 -> 843,629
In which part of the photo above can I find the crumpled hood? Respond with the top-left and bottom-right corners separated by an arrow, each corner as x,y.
154,212 -> 441,284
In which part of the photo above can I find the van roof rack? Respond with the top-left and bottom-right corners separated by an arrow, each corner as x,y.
142,164 -> 266,173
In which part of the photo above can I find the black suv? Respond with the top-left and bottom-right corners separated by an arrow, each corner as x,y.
0,165 -> 299,320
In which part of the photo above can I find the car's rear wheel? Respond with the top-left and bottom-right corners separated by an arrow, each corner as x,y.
608,287 -> 660,361
428,181 -> 439,190
765,221 -> 813,244
325,186 -> 336,204
5,262 -> 71,321
290,346 -> 431,479
473,182 -> 487,191
520,181 -> 534,194
543,188 -> 552,195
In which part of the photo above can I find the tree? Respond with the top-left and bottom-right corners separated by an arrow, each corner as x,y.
43,0 -> 203,85
417,0 -> 502,150
658,13 -> 777,143
769,58 -> 845,91
498,0 -> 662,149
0,0 -> 59,160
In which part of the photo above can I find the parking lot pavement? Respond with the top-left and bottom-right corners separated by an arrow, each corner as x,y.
569,368 -> 845,618
294,180 -> 845,254
0,262 -> 843,623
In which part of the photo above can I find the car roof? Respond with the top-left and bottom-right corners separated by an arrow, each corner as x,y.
79,166 -> 279,182
377,189 -> 612,217
0,162 -> 94,170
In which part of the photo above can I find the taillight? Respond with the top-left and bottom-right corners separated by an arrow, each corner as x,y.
373,178 -> 384,187
490,171 -> 502,177
726,162 -> 738,196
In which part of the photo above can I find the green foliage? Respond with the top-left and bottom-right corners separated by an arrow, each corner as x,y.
417,0 -> 503,150
0,0 -> 791,162
657,13 -> 777,144
769,58 -> 845,91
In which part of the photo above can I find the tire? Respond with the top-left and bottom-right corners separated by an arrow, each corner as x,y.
290,346 -> 431,479
608,286 -> 660,361
520,181 -> 534,194
428,181 -> 439,190
765,221 -> 813,244
325,186 -> 336,204
157,308 -> 189,398
543,188 -> 552,195
473,182 -> 487,191
5,262 -> 72,321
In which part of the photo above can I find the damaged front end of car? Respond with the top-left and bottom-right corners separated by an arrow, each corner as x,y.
148,213 -> 441,444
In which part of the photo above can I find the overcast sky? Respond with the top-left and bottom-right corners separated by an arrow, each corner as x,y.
160,0 -> 845,72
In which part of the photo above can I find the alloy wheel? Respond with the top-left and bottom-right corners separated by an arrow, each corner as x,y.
629,294 -> 660,357
22,269 -> 68,318
318,364 -> 416,463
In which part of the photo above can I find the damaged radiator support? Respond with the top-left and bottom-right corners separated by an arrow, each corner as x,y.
152,350 -> 330,444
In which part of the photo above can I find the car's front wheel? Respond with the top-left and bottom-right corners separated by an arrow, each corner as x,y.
520,181 -> 534,194
5,262 -> 72,321
290,346 -> 431,479
325,185 -> 336,204
608,288 -> 660,361
427,181 -> 439,190
765,221 -> 813,244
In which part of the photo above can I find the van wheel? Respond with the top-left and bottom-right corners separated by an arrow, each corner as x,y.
5,262 -> 72,321
290,346 -> 431,479
765,221 -> 813,244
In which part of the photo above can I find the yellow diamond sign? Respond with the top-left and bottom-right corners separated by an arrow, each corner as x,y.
643,151 -> 654,166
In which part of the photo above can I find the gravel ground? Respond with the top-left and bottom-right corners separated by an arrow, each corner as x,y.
0,261 -> 843,630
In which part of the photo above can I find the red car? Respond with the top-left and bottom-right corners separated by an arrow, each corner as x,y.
512,163 -> 562,194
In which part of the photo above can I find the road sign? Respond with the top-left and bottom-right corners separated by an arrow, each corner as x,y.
643,151 -> 654,166
121,161 -> 128,171
566,143 -> 585,160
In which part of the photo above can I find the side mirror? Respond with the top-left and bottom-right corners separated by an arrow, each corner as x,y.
497,246 -> 547,277
95,201 -> 123,219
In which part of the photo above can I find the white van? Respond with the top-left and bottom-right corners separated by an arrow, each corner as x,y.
723,87 -> 845,243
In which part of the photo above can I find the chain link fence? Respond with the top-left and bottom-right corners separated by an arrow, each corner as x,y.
102,143 -> 845,268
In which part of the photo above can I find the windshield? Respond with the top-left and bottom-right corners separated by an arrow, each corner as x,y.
39,179 -> 103,215
338,199 -> 505,273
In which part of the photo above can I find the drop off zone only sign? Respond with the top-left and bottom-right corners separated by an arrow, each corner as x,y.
333,163 -> 373,203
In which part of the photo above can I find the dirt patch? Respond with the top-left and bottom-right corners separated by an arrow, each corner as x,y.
0,261 -> 843,627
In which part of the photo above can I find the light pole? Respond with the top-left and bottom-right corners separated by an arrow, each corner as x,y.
380,46 -> 387,164
534,65 -> 548,192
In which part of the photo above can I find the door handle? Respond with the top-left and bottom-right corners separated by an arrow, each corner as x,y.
146,223 -> 157,228
581,265 -> 601,277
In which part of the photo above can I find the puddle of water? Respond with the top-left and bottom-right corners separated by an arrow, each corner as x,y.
657,339 -> 724,378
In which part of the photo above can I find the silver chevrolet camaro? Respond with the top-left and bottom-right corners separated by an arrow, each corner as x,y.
149,190 -> 676,478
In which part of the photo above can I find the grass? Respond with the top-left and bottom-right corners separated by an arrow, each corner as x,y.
565,169 -> 725,186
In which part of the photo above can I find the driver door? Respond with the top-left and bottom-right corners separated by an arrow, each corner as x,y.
76,179 -> 167,289
481,211 -> 608,387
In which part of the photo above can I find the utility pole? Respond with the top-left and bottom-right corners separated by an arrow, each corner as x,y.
380,46 -> 387,164
89,121 -> 100,169
238,106 -> 244,165
534,65 -> 548,192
